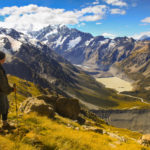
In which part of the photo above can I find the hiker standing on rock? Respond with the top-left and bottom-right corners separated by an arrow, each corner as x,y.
0,51 -> 16,129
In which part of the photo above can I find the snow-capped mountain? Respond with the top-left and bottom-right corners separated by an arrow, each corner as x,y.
140,35 -> 150,41
29,25 -> 94,64
29,25 -> 136,71
0,28 -> 46,55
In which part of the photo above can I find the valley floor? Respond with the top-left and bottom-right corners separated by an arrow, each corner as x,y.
96,77 -> 133,92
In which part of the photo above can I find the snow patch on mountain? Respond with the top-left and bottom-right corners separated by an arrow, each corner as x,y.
68,37 -> 81,49
56,36 -> 68,47
109,40 -> 116,48
0,36 -> 5,46
100,39 -> 109,45
0,35 -> 8,53
85,38 -> 94,46
6,36 -> 22,52
0,34 -> 22,52
45,29 -> 58,38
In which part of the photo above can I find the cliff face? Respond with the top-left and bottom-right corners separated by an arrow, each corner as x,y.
92,109 -> 150,134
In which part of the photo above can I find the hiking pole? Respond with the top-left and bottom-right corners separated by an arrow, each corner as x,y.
13,83 -> 19,133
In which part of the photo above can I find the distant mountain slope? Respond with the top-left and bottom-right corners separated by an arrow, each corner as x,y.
114,41 -> 150,100
29,25 -> 136,71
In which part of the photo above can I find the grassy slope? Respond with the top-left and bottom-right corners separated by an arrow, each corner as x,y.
0,75 -> 148,150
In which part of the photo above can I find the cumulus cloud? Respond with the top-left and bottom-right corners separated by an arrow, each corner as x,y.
141,17 -> 150,24
131,31 -> 150,40
110,9 -> 126,15
0,4 -> 108,33
103,0 -> 127,7
102,32 -> 116,38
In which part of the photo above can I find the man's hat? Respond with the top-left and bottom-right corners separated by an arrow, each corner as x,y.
0,51 -> 6,60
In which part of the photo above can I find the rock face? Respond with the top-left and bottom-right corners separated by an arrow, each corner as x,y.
20,95 -> 80,120
20,97 -> 55,118
56,98 -> 80,120
92,109 -> 150,134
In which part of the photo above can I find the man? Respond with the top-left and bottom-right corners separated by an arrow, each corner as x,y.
0,51 -> 16,129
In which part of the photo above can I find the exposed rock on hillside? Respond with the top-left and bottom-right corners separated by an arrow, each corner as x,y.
20,95 -> 80,120
20,97 -> 55,118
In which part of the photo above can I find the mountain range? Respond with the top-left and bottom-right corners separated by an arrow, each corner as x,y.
29,25 -> 136,71
1,25 -> 150,109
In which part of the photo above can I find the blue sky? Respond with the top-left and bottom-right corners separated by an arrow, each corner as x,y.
0,0 -> 150,39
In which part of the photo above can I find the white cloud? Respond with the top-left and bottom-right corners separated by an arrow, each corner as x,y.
96,22 -> 102,25
141,17 -> 150,24
79,5 -> 107,21
102,32 -> 116,38
111,9 -> 126,15
93,0 -> 99,5
0,4 -> 108,33
103,0 -> 127,7
131,31 -> 150,40
80,5 -> 107,15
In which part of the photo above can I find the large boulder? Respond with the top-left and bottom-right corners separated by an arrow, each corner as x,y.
20,97 -> 55,118
56,97 -> 80,120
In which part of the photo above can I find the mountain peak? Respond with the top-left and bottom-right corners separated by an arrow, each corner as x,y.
0,27 -> 23,39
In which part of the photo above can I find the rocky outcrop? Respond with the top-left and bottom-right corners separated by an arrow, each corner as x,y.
20,97 -> 55,118
20,95 -> 80,120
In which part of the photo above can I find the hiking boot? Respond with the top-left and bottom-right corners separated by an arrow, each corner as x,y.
2,121 -> 16,130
